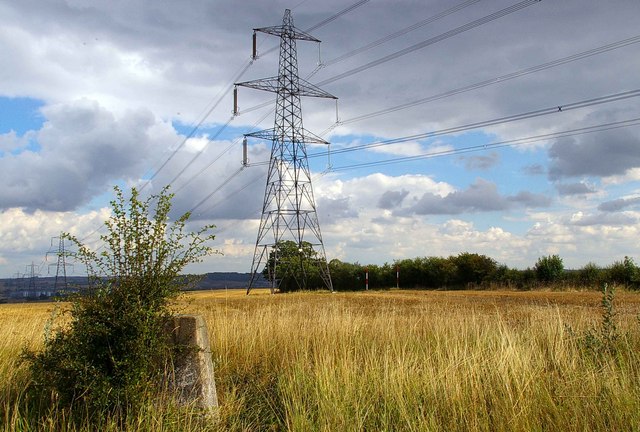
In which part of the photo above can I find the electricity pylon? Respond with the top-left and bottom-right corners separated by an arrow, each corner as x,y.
25,262 -> 39,295
46,234 -> 74,294
237,9 -> 336,294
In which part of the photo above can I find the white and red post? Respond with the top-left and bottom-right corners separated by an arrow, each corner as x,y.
365,267 -> 369,290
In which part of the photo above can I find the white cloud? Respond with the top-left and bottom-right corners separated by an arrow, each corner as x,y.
0,99 -> 168,211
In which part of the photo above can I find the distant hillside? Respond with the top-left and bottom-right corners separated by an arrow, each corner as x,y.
0,272 -> 270,301
192,272 -> 270,289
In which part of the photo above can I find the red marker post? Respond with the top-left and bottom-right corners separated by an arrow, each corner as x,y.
365,267 -> 369,291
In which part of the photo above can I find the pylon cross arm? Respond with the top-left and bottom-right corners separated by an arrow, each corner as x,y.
236,77 -> 336,100
253,25 -> 320,43
245,128 -> 328,144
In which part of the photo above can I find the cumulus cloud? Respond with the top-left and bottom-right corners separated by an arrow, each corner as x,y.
317,197 -> 358,219
410,179 -> 550,215
548,130 -> 640,180
0,99 -> 166,211
377,189 -> 409,209
567,211 -> 637,227
460,152 -> 500,171
598,196 -> 640,212
0,130 -> 32,153
555,182 -> 596,196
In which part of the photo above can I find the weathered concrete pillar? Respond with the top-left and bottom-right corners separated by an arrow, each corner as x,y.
166,314 -> 218,410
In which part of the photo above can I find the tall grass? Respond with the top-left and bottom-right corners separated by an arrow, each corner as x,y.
1,289 -> 640,431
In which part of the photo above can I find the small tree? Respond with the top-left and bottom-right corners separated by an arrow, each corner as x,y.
24,186 -> 216,418
534,254 -> 564,284
263,240 -> 324,292
329,259 -> 363,291
607,256 -> 639,289
578,262 -> 603,288
452,252 -> 498,287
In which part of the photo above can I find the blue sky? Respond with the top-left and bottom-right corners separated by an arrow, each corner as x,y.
0,97 -> 45,135
1,0 -> 640,279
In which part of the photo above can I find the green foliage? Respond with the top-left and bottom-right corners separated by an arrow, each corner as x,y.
393,257 -> 457,289
23,186 -> 216,418
263,240 -> 325,292
568,284 -> 622,356
390,254 -> 496,289
577,262 -> 603,288
451,252 -> 498,286
606,256 -> 639,289
329,259 -> 363,291
299,249 -> 640,291
534,254 -> 564,284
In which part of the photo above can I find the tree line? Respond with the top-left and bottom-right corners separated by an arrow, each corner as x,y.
266,242 -> 640,291
329,253 -> 640,291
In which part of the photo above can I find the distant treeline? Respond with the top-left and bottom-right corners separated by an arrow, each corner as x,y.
328,253 -> 640,291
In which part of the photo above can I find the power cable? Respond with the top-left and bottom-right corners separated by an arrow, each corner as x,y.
166,115 -> 235,187
162,0 -> 371,195
328,117 -> 640,171
305,0 -> 371,32
326,34 -> 640,130
247,88 -> 640,166
258,0 -> 372,58
173,106 -> 274,194
139,60 -> 255,191
325,0 -> 483,66
316,0 -> 542,86
305,88 -> 640,158
196,170 -> 266,217
189,167 -> 246,214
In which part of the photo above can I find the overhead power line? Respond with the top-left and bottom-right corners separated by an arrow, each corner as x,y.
166,115 -> 235,187
301,88 -> 640,158
325,0 -> 484,66
329,34 -> 640,129
140,60 -> 254,191
328,117 -> 640,171
189,166 -> 245,214
173,106 -> 274,194
255,1 -> 372,61
149,0 -> 371,193
305,0 -> 371,32
316,0 -> 542,86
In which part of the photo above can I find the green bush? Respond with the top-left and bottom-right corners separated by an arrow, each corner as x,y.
534,254 -> 564,284
262,240 -> 327,292
606,256 -> 639,289
329,259 -> 364,291
23,186 -> 216,419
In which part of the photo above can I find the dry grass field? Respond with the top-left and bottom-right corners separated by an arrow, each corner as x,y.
1,288 -> 640,431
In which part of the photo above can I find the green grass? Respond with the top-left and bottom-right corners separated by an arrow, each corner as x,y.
1,289 -> 640,431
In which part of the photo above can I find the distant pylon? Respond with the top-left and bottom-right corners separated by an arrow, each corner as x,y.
25,262 -> 39,295
238,9 -> 336,294
46,234 -> 74,294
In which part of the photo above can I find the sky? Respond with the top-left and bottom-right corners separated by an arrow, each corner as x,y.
1,0 -> 640,279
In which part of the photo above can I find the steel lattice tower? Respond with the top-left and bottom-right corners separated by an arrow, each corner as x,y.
238,9 -> 336,294
47,234 -> 73,294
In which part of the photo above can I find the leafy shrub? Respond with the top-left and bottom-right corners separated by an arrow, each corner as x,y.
23,186 -> 216,419
452,252 -> 498,286
534,254 -> 564,284
577,262 -> 603,288
606,256 -> 639,289
263,240 -> 326,292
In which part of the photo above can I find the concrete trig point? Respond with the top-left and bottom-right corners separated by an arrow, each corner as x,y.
166,315 -> 218,410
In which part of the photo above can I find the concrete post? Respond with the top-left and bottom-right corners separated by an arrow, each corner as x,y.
166,314 -> 218,410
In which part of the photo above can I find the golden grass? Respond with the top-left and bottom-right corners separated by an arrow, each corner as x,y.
2,289 -> 640,431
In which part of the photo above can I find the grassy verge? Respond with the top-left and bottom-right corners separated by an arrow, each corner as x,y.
1,289 -> 640,431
